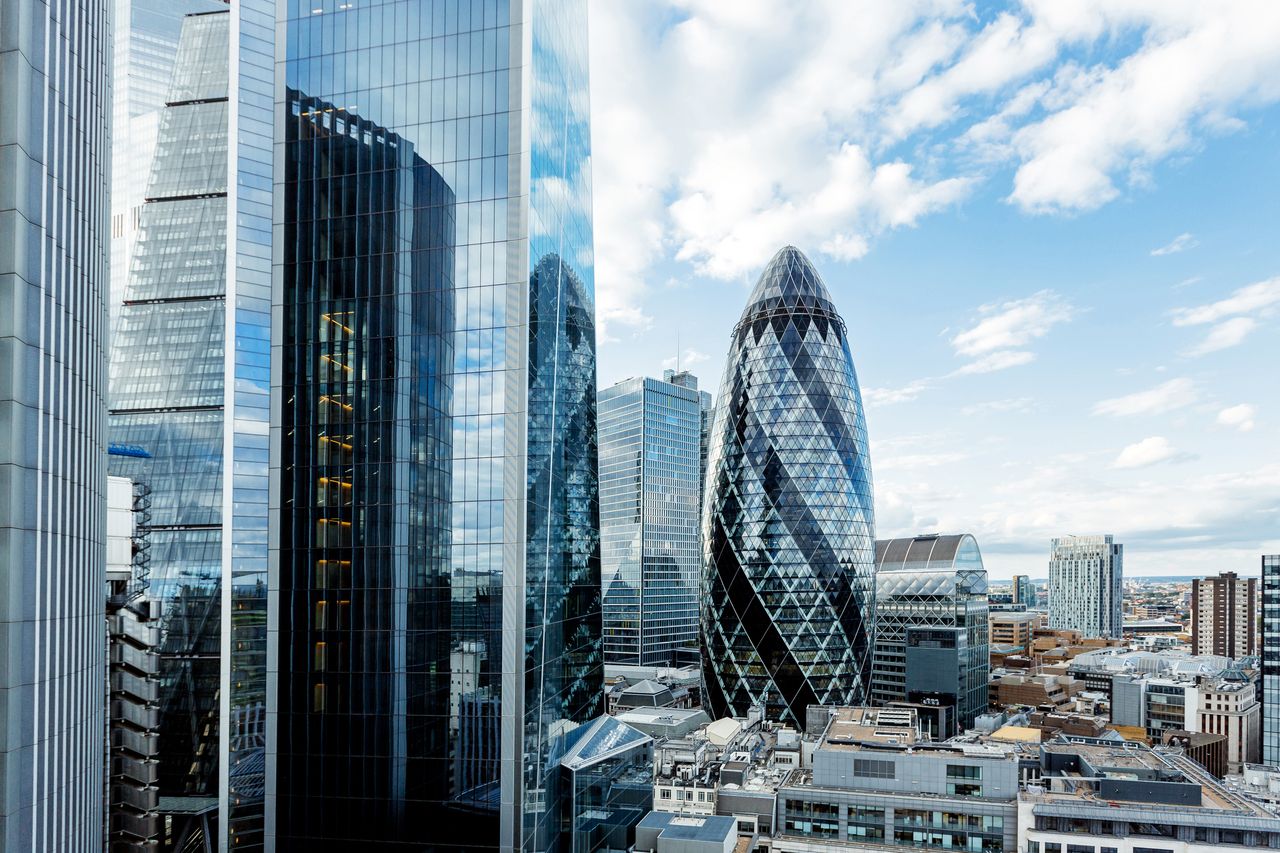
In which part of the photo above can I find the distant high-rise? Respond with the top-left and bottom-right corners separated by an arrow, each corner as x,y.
872,535 -> 990,732
1048,535 -> 1123,639
1192,572 -> 1257,659
702,246 -> 876,724
1263,555 -> 1280,765
271,1 -> 602,849
1012,573 -> 1035,607
0,1 -> 112,849
600,373 -> 708,665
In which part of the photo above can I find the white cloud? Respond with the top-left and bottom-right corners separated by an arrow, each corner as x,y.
1150,232 -> 1198,256
1092,378 -> 1199,417
863,379 -> 933,407
1113,436 -> 1180,469
1171,277 -> 1280,356
1218,403 -> 1257,432
1172,277 -> 1280,325
952,350 -> 1037,375
948,290 -> 1073,374
660,348 -> 711,371
591,2 -> 1280,332
877,451 -> 969,472
961,397 -> 1036,416
1185,316 -> 1258,356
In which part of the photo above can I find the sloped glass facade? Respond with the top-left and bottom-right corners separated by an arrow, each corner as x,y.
872,534 -> 990,729
273,1 -> 600,850
701,246 -> 876,724
107,11 -> 229,837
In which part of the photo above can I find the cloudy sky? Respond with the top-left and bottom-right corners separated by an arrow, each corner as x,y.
586,0 -> 1280,580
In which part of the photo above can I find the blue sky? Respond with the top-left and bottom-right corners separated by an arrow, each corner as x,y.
587,0 -> 1280,580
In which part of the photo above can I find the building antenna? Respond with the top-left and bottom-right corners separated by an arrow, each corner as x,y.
676,330 -> 681,373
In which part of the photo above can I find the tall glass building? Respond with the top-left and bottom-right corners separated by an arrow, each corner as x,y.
106,3 -> 276,848
599,373 -> 709,666
701,246 -> 876,724
0,2 -> 111,850
271,1 -> 602,850
872,534 -> 990,731
1263,555 -> 1280,765
1048,535 -> 1123,639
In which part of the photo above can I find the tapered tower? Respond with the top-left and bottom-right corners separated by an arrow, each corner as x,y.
701,246 -> 876,723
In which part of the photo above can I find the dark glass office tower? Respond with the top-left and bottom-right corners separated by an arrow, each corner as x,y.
1264,555 -> 1280,765
272,2 -> 601,850
0,2 -> 111,850
276,89 -> 456,845
701,246 -> 876,725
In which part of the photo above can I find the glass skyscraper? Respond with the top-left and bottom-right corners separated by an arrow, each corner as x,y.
701,245 -> 876,724
872,534 -> 990,731
599,373 -> 709,666
271,1 -> 601,850
1263,555 -> 1280,765
1,2 -> 111,850
105,3 -> 275,849
1048,534 -> 1123,639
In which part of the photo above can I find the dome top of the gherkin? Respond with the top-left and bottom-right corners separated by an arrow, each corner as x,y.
742,245 -> 837,319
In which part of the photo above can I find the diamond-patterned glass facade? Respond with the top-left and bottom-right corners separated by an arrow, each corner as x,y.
701,246 -> 875,724
872,534 -> 990,729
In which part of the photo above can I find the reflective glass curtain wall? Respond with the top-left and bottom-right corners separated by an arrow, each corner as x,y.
701,246 -> 876,725
105,5 -> 275,847
272,1 -> 601,850
0,1 -> 111,849
109,16 -> 230,834
1264,555 -> 1280,765
599,376 -> 704,666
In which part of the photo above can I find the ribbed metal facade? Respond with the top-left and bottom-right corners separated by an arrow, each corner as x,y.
701,246 -> 876,724
0,0 -> 112,849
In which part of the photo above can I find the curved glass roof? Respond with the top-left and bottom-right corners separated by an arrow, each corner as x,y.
740,245 -> 839,320
875,533 -> 983,571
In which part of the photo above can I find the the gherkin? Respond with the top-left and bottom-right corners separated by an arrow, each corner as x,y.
701,246 -> 876,723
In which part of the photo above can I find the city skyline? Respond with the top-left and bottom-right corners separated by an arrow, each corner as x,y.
587,2 -> 1280,581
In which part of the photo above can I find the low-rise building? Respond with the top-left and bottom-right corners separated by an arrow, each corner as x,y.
1021,738 -> 1280,853
991,612 -> 1038,656
989,673 -> 1083,712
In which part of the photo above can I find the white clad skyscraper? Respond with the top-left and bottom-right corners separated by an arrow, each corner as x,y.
1048,535 -> 1124,639
0,1 -> 112,849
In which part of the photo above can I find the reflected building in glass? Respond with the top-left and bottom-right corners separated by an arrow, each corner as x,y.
271,1 -> 602,850
599,373 -> 709,666
701,246 -> 876,725
872,534 -> 990,734
106,5 -> 275,849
